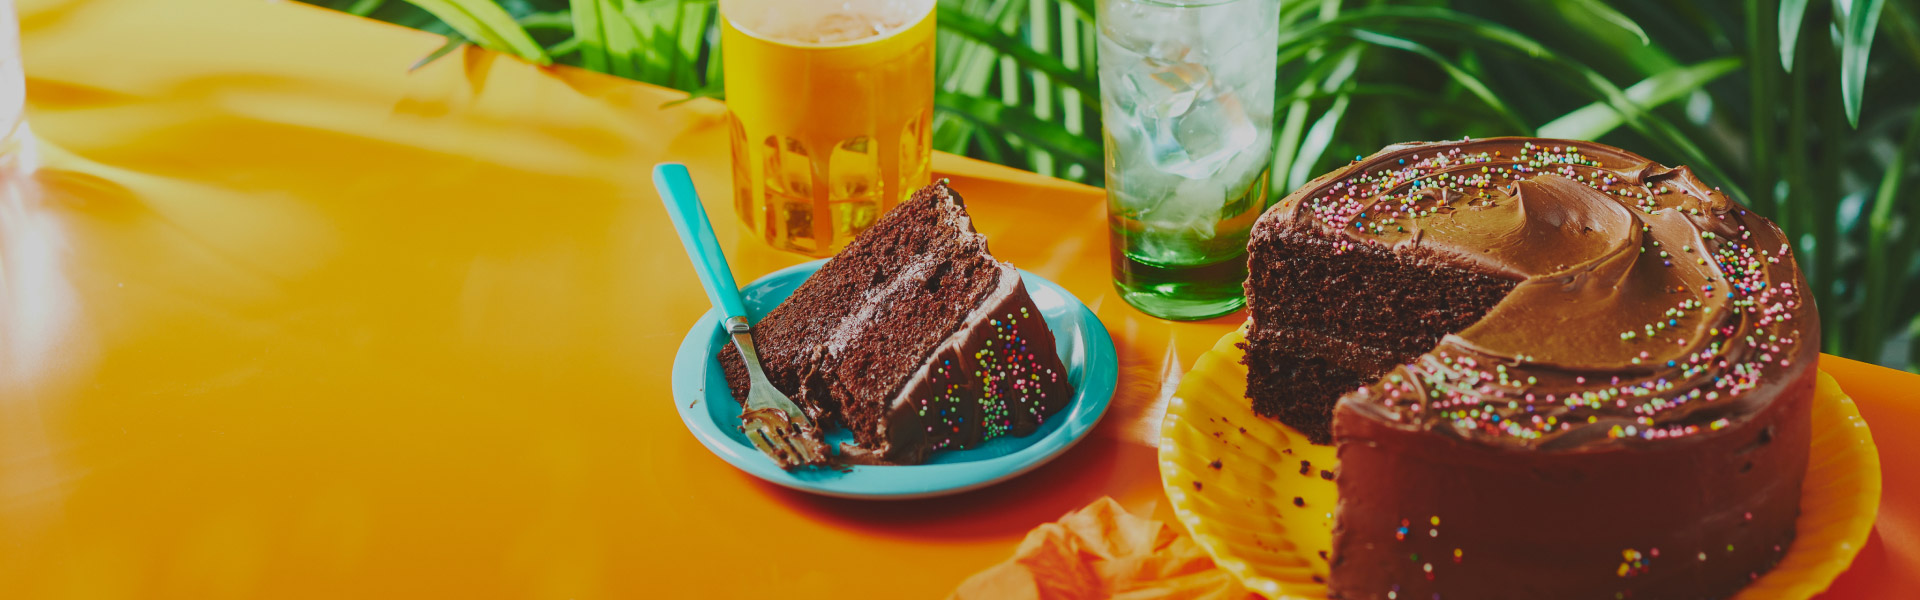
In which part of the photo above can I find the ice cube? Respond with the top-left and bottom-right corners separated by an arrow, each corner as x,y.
1164,88 -> 1257,178
1144,178 -> 1224,236
1110,163 -> 1181,214
1101,0 -> 1182,56
1144,58 -> 1206,119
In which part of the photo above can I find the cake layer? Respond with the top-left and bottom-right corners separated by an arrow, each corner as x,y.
1246,221 -> 1515,360
1241,327 -> 1407,444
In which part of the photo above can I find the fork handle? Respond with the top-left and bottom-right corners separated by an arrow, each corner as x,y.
654,163 -> 749,321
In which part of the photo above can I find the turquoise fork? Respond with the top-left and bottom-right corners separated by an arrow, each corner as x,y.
653,163 -> 826,468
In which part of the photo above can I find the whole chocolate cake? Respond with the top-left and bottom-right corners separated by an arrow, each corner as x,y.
720,181 -> 1073,465
1243,138 -> 1818,599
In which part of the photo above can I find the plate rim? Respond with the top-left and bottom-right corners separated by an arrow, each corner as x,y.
670,259 -> 1118,500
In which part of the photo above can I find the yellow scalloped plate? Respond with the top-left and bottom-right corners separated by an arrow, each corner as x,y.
1159,328 -> 1882,600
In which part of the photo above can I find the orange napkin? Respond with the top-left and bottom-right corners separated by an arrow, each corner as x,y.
950,497 -> 1254,600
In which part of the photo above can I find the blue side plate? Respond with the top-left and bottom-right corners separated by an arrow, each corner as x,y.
671,259 -> 1118,500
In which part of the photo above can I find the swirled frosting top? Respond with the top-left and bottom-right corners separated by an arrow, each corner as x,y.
1271,138 -> 1818,450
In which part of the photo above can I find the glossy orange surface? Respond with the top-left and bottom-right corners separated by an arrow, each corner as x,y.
0,0 -> 1913,598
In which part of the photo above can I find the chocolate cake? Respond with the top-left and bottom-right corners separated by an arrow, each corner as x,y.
720,181 -> 1073,465
1243,138 -> 1818,599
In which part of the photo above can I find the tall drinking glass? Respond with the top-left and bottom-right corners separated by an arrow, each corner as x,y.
721,0 -> 936,257
1098,0 -> 1278,320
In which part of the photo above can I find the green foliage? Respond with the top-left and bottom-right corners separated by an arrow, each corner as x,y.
1538,58 -> 1742,140
306,0 -> 1920,371
399,0 -> 551,64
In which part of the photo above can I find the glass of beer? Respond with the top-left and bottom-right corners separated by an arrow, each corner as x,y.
720,0 -> 936,256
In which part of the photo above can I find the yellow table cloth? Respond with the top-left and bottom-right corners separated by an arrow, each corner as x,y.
3,0 -> 1914,598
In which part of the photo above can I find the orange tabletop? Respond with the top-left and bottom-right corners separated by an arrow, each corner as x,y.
1,0 -> 1913,598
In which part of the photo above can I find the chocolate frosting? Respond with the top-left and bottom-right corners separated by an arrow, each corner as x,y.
878,267 -> 1071,464
1266,138 -> 1818,450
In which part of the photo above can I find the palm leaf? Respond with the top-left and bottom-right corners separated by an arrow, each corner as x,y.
622,0 -> 675,83
1779,0 -> 1812,71
1288,93 -> 1352,190
411,32 -> 469,71
1862,107 -> 1920,358
673,1 -> 712,89
1560,0 -> 1650,45
1271,44 -> 1363,198
937,4 -> 1099,106
402,0 -> 550,64
934,92 -> 1102,167
1539,57 -> 1741,139
1840,0 -> 1888,127
1057,0 -> 1092,22
1747,0 -> 1781,218
1887,1 -> 1920,66
931,0 -> 1030,157
1347,29 -> 1531,135
1275,7 -> 1555,61
597,0 -> 641,78
570,0 -> 609,71
519,10 -> 572,30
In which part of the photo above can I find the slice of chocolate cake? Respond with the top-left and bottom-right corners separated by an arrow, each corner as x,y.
719,181 -> 1073,465
1245,138 -> 1818,599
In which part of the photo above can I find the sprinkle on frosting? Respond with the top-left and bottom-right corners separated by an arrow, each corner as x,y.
912,307 -> 1064,452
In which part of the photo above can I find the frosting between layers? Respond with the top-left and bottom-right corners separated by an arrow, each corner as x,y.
1268,138 -> 1817,450
822,260 -> 937,358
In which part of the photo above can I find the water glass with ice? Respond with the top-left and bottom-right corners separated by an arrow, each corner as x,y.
1098,0 -> 1278,320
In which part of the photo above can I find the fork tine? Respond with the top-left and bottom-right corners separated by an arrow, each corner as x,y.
795,434 -> 822,462
757,424 -> 822,468
791,426 -> 824,462
769,432 -> 805,465
775,421 -> 820,462
741,406 -> 825,467
773,426 -> 817,464
748,427 -> 785,462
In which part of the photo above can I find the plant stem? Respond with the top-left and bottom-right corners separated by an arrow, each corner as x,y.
1747,0 -> 1778,219
1860,107 -> 1920,362
1816,27 -> 1845,354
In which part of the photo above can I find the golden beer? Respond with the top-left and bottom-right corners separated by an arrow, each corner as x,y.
720,0 -> 935,256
